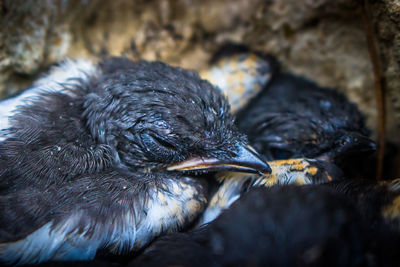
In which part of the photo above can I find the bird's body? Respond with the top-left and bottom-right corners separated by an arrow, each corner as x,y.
135,185 -> 367,267
324,178 -> 400,266
0,57 -> 270,265
138,181 -> 400,267
324,178 -> 400,234
0,171 -> 206,263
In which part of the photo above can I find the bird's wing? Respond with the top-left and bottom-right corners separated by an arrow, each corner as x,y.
326,178 -> 400,232
0,58 -> 110,193
0,86 -> 118,193
0,59 -> 97,139
0,170 -> 207,265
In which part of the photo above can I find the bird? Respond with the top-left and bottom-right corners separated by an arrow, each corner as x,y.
201,44 -> 376,176
235,70 -> 376,176
0,57 -> 271,265
134,185 -> 368,267
197,46 -> 375,225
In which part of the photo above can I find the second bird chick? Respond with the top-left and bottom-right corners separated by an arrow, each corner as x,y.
201,44 -> 375,177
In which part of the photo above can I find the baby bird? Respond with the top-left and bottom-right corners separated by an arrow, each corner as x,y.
235,71 -> 376,175
201,44 -> 376,175
0,57 -> 270,265
198,46 -> 372,225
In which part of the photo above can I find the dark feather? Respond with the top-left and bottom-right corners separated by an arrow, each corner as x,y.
134,185 -> 367,267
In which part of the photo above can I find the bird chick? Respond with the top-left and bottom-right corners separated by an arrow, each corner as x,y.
134,185 -> 367,267
0,57 -> 270,265
236,71 -> 376,175
198,46 -> 369,225
201,44 -> 375,174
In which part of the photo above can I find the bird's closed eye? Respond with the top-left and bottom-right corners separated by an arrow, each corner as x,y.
140,132 -> 178,161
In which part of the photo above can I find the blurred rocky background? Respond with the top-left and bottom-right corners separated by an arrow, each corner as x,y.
0,0 -> 399,175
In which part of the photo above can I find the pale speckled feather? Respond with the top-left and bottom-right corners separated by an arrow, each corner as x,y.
199,158 -> 337,225
200,53 -> 272,113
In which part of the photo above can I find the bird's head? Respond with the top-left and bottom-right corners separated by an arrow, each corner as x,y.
83,58 -> 270,175
235,72 -> 376,169
238,110 -> 376,169
317,130 -> 376,165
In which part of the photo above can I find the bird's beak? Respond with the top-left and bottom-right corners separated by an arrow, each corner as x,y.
167,144 -> 271,174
